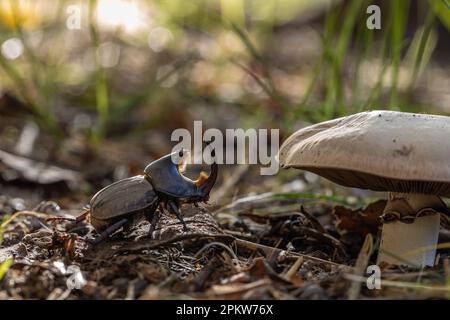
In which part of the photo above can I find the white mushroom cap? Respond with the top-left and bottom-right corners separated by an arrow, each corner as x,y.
279,110 -> 450,196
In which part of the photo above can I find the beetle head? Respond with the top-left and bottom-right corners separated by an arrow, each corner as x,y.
144,149 -> 218,202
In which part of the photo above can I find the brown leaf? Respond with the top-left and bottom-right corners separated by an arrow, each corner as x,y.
333,200 -> 386,236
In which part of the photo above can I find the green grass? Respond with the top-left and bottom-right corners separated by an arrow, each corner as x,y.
0,215 -> 7,245
0,0 -> 65,143
0,258 -> 12,281
272,191 -> 372,207
388,0 -> 410,108
0,0 -> 444,148
0,215 -> 12,282
408,8 -> 437,91
88,0 -> 110,148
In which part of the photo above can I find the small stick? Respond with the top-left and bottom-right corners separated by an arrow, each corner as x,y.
285,256 -> 304,280
195,241 -> 241,268
234,238 -> 351,270
299,205 -> 326,234
114,233 -> 235,253
347,234 -> 374,300
1,211 -> 49,229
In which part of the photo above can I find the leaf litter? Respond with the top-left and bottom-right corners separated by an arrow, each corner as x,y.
0,187 -> 449,300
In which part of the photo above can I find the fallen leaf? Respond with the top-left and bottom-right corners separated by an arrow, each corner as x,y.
333,200 -> 386,236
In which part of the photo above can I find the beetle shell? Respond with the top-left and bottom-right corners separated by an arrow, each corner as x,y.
89,175 -> 158,231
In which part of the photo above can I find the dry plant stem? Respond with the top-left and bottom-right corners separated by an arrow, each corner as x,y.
284,256 -> 304,280
292,224 -> 346,257
347,234 -> 373,300
113,233 -> 235,253
1,211 -> 50,229
195,241 -> 241,269
193,256 -> 221,291
234,238 -> 350,270
300,205 -> 326,233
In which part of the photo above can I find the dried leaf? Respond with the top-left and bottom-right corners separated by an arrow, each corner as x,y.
333,200 -> 386,236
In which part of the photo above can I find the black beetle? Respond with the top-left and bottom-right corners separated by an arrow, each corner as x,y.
50,149 -> 218,244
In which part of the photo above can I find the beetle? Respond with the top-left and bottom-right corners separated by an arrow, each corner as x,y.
48,149 -> 218,245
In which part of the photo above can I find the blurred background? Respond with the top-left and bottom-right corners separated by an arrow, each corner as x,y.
0,0 -> 449,210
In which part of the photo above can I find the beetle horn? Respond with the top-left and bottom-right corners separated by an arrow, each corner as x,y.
199,161 -> 218,197
199,145 -> 218,197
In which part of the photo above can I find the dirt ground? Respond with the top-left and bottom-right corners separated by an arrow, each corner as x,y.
1,181 -> 450,300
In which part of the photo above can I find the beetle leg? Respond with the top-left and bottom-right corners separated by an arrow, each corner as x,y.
147,208 -> 161,237
168,200 -> 188,232
90,218 -> 128,246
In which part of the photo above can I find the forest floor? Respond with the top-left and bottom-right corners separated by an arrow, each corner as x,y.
1,167 -> 450,300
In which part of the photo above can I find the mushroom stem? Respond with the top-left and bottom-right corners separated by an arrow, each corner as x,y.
377,193 -> 447,267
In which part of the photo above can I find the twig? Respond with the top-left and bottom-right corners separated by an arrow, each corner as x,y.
347,233 -> 374,300
1,211 -> 50,229
113,233 -> 234,253
212,192 -> 275,215
195,241 -> 241,268
299,205 -> 326,234
193,256 -> 221,291
284,256 -> 304,280
293,225 -> 347,257
234,238 -> 350,270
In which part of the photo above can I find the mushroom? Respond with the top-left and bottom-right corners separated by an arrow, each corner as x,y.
278,110 -> 450,267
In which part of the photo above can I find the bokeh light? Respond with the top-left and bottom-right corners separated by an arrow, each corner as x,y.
95,0 -> 150,34
1,38 -> 24,60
